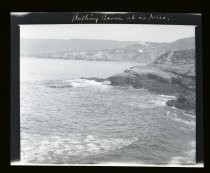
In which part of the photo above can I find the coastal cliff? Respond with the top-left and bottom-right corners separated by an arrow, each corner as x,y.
21,37 -> 195,64
105,49 -> 196,112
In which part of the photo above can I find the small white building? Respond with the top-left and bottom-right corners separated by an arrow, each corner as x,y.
115,49 -> 124,53
137,49 -> 144,53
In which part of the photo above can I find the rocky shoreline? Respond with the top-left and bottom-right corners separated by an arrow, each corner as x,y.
83,49 -> 196,114
111,70 -> 194,110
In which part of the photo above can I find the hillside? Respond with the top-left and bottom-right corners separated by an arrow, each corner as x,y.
20,37 -> 195,63
151,49 -> 195,76
20,39 -> 135,55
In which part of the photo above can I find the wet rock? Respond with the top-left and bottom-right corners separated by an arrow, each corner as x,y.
81,77 -> 105,82
106,64 -> 195,111
106,72 -> 181,95
166,90 -> 195,111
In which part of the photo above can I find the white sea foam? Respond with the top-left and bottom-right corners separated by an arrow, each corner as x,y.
169,141 -> 196,164
167,111 -> 195,126
183,112 -> 196,118
170,151 -> 196,164
173,117 -> 195,125
158,94 -> 177,99
46,79 -> 112,89
64,79 -> 111,89
170,156 -> 193,164
21,133 -> 138,163
152,94 -> 176,106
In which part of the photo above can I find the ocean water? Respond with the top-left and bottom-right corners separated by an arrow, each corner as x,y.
20,57 -> 196,165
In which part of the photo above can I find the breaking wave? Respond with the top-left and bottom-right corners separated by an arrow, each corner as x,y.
155,94 -> 177,106
166,109 -> 195,127
172,116 -> 195,126
21,132 -> 138,163
45,79 -> 112,89
169,141 -> 196,164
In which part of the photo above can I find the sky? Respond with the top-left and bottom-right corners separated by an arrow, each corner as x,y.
20,24 -> 195,43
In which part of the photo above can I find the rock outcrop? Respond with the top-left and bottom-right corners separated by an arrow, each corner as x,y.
106,66 -> 182,95
105,49 -> 196,112
81,77 -> 106,82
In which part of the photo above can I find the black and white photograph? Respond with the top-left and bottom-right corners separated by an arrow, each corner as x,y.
10,12 -> 203,167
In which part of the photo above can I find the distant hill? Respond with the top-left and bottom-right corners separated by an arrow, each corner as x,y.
165,37 -> 195,50
123,37 -> 195,51
20,37 -> 195,63
20,37 -> 195,55
20,39 -> 135,55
